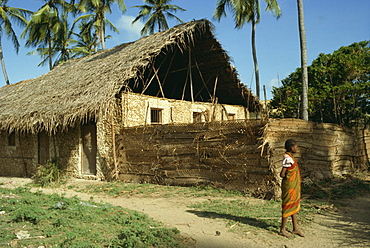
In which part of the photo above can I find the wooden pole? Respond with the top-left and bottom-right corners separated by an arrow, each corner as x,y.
141,58 -> 166,95
211,76 -> 218,121
111,113 -> 118,180
263,85 -> 269,118
181,67 -> 189,101
193,59 -> 212,100
157,50 -> 177,97
212,76 -> 218,103
188,47 -> 194,102
141,72 -> 157,94
144,102 -> 149,125
152,64 -> 165,98
164,64 -> 199,74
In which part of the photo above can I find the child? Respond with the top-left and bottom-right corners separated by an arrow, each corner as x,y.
279,139 -> 304,238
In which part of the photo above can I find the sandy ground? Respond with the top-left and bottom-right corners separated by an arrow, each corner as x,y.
1,177 -> 369,248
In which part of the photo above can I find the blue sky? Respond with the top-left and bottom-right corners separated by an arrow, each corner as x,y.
1,0 -> 369,99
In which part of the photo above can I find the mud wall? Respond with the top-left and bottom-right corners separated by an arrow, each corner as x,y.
0,127 -> 81,178
54,127 -> 81,176
0,132 -> 37,177
121,92 -> 248,127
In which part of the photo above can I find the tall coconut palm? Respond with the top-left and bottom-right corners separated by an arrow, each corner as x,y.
77,0 -> 126,50
52,12 -> 76,65
132,0 -> 186,36
214,0 -> 281,99
72,20 -> 98,56
297,0 -> 308,120
27,12 -> 83,68
0,0 -> 31,85
21,0 -> 74,70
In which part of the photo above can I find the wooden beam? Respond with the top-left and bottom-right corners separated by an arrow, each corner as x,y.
111,113 -> 118,180
194,59 -> 212,100
141,58 -> 166,95
152,64 -> 165,98
181,67 -> 189,101
211,75 -> 218,121
156,50 -> 177,97
189,47 -> 194,102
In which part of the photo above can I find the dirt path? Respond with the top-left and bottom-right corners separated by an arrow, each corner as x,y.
1,177 -> 369,248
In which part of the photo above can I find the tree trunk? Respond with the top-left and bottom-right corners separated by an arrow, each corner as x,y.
47,27 -> 53,70
158,19 -> 162,32
100,30 -> 105,50
100,19 -> 105,50
251,18 -> 260,99
297,0 -> 308,121
0,40 -> 10,85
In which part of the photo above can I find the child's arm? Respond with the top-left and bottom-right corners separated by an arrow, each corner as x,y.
280,167 -> 287,178
281,154 -> 293,178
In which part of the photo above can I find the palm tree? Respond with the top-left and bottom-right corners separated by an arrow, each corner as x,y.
52,13 -> 76,65
214,0 -> 281,99
72,20 -> 98,56
0,0 -> 31,85
28,11 -> 82,68
132,0 -> 186,36
77,0 -> 126,50
297,0 -> 308,121
21,0 -> 74,70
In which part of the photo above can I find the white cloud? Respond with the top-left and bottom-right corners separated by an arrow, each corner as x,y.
116,15 -> 144,41
262,78 -> 280,100
269,78 -> 280,88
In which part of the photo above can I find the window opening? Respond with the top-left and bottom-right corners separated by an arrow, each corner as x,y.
151,108 -> 162,124
228,113 -> 235,121
193,112 -> 202,123
8,132 -> 16,146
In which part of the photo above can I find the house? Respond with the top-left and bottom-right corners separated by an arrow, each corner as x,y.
0,19 -> 261,180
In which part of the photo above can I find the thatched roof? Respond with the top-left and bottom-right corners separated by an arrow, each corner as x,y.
0,19 -> 260,134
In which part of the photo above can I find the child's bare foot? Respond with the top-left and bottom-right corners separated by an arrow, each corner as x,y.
279,230 -> 292,238
292,230 -> 305,237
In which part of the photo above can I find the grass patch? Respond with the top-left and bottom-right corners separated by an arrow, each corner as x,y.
187,198 -> 321,235
4,173 -> 367,244
0,187 -> 189,248
73,181 -> 341,235
185,174 -> 370,236
78,182 -> 243,198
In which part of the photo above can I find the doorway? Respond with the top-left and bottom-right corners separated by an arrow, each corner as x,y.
81,122 -> 97,175
38,131 -> 49,165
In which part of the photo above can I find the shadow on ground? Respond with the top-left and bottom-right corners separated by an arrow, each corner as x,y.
186,209 -> 278,231
320,195 -> 370,247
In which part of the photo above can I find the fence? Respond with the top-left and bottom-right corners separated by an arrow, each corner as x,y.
115,118 -> 370,198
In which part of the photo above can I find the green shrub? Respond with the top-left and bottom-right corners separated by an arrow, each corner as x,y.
32,159 -> 66,187
113,225 -> 182,248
